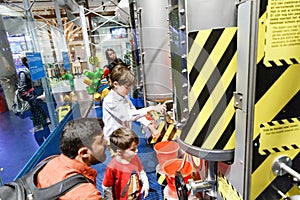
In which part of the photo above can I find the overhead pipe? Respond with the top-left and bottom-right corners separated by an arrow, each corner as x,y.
57,0 -> 80,13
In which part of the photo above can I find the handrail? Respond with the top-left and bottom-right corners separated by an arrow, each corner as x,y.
14,103 -> 80,180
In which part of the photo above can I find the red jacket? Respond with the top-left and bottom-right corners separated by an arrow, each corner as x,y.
37,154 -> 102,200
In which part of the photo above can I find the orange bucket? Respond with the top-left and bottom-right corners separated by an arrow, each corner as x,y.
154,141 -> 179,169
162,158 -> 193,194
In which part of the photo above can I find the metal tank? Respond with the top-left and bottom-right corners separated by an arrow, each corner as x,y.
172,0 -> 237,158
168,0 -> 237,198
134,0 -> 173,102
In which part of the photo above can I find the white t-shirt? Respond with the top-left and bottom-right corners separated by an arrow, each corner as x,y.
102,89 -> 151,143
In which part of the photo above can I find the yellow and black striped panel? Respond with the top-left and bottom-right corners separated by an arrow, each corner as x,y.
179,27 -> 237,151
156,165 -> 167,186
218,173 -> 243,200
250,0 -> 300,199
149,122 -> 180,144
285,185 -> 300,197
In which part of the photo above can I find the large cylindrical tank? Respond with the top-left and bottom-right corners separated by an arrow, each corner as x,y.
172,0 -> 237,161
135,0 -> 172,102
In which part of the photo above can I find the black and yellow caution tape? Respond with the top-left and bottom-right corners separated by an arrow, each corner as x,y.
218,173 -> 243,200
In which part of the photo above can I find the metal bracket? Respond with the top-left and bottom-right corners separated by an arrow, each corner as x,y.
233,91 -> 243,110
272,156 -> 300,181
272,156 -> 292,176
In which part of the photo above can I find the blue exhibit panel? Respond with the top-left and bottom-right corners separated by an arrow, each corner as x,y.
62,51 -> 71,70
26,52 -> 46,81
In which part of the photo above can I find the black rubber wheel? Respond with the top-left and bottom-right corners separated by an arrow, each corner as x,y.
175,171 -> 189,200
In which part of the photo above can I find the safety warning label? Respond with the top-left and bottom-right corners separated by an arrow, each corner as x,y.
259,118 -> 300,155
264,0 -> 300,66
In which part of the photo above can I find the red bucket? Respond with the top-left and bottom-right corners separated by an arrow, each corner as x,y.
162,158 -> 193,195
154,141 -> 179,170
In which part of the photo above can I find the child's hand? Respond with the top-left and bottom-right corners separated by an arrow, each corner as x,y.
151,103 -> 166,114
148,123 -> 160,139
141,186 -> 149,198
151,129 -> 160,139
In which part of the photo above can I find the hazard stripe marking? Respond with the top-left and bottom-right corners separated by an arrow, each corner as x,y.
264,58 -> 300,67
218,173 -> 243,200
251,62 -> 300,199
188,28 -> 236,108
183,27 -> 237,149
253,64 -> 300,140
284,185 -> 300,198
156,166 -> 167,186
251,150 -> 299,199
202,97 -> 235,149
187,29 -> 212,74
259,117 -> 300,155
185,32 -> 236,148
251,1 -> 300,197
149,122 -> 178,144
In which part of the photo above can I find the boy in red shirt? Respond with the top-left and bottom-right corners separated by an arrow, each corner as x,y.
102,127 -> 149,200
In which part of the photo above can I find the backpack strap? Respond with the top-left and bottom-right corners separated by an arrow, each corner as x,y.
32,174 -> 92,200
18,156 -> 92,200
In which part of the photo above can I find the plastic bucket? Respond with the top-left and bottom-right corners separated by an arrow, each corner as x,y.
154,141 -> 179,169
162,158 -> 193,195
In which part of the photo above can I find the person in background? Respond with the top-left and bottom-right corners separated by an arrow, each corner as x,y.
105,48 -> 119,65
54,65 -> 61,79
72,57 -> 82,77
19,56 -> 51,146
104,49 -> 128,80
36,118 -> 108,200
102,63 -> 165,148
102,127 -> 149,200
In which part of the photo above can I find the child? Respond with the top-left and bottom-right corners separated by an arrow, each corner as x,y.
102,127 -> 149,200
102,63 -> 165,143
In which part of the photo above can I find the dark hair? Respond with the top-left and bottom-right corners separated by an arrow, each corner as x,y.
110,127 -> 139,152
108,63 -> 136,89
60,118 -> 104,158
21,57 -> 29,68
